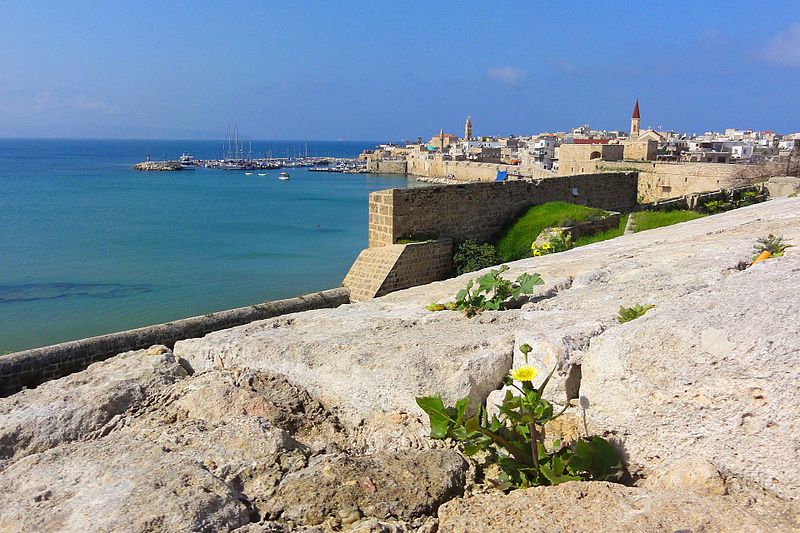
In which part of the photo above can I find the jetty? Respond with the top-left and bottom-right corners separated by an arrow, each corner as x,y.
134,161 -> 184,171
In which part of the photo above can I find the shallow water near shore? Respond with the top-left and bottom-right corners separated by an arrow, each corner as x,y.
0,139 -> 420,351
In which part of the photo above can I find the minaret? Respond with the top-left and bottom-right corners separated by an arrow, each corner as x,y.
464,116 -> 472,141
630,99 -> 641,138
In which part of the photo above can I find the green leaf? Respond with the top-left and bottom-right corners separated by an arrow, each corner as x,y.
515,272 -> 544,294
570,436 -> 622,481
415,396 -> 452,439
540,454 -> 581,485
454,397 -> 470,426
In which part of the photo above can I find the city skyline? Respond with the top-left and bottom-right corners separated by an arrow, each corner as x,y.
1,1 -> 799,140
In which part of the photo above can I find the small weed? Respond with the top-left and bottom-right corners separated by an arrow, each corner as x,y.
427,265 -> 543,317
416,344 -> 623,490
753,234 -> 791,257
618,304 -> 655,323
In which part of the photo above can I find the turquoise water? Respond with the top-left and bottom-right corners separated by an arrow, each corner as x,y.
0,139 -> 419,351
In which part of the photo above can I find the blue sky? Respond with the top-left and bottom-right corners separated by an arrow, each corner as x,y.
1,1 -> 799,140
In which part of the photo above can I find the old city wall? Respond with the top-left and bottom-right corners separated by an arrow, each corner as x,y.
367,172 -> 638,247
366,159 -> 408,174
405,155 -> 555,182
596,161 -> 741,202
343,239 -> 453,301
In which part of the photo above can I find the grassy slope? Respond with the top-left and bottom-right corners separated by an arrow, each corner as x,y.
496,202 -> 607,261
632,210 -> 705,232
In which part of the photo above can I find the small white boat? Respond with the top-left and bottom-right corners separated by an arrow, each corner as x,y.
258,173 -> 266,176
278,171 -> 290,181
245,172 -> 253,176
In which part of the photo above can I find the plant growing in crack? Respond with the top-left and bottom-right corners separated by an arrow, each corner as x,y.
617,304 -> 655,323
416,344 -> 623,490
426,265 -> 543,317
751,234 -> 791,264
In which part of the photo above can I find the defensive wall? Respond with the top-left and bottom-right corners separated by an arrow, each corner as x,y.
343,172 -> 637,300
366,158 -> 407,174
595,161 -> 742,202
343,239 -> 453,301
405,155 -> 556,182
0,287 -> 349,396
367,172 -> 638,247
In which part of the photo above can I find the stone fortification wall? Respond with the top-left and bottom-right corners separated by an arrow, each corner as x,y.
406,155 -> 555,182
0,287 -> 349,396
366,159 -> 407,174
343,239 -> 453,301
596,161 -> 742,202
368,172 -> 637,247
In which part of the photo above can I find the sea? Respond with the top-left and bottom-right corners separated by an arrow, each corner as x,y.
0,139 -> 423,352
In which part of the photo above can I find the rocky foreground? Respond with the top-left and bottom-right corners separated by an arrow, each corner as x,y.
1,198 -> 800,532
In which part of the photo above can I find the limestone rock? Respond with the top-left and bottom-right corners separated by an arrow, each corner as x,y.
641,456 -> 726,496
262,449 -> 466,527
580,251 -> 800,500
0,348 -> 188,469
438,481 -> 800,533
175,308 -> 518,445
766,175 -> 800,197
0,434 -> 250,532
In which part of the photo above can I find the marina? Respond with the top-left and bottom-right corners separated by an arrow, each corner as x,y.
135,154 -> 367,173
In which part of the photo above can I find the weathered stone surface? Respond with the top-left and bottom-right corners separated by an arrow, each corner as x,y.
175,309 -> 518,444
263,449 -> 466,527
0,348 -> 187,469
580,250 -> 800,500
438,481 -> 800,533
0,435 -> 250,532
766,175 -> 800,197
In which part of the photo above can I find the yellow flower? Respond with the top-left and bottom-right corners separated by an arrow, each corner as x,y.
510,365 -> 538,382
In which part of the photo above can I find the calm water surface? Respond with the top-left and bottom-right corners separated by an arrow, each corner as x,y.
0,139 -> 420,351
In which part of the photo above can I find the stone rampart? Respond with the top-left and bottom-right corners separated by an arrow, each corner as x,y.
368,172 -> 638,247
343,239 -> 453,301
596,161 -> 743,202
406,155 -> 555,182
366,159 -> 407,174
0,287 -> 350,396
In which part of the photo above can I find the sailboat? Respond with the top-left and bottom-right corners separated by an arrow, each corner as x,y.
221,124 -> 245,170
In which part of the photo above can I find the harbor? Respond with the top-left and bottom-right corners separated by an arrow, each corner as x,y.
134,154 -> 367,173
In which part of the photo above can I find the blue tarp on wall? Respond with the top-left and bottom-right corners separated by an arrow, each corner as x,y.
495,170 -> 508,182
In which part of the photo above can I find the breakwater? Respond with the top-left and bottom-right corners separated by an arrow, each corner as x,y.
0,287 -> 349,396
134,161 -> 184,171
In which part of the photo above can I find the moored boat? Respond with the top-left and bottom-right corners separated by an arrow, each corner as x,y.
278,171 -> 290,181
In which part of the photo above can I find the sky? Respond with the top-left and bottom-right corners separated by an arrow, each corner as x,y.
1,1 -> 799,140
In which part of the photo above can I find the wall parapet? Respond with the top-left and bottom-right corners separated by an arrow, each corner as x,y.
0,287 -> 350,396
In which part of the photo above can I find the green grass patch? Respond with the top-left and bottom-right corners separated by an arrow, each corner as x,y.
573,214 -> 629,247
496,202 -> 608,261
631,210 -> 705,232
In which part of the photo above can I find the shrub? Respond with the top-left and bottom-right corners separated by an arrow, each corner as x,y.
701,199 -> 733,214
426,265 -> 543,317
416,344 -> 623,489
618,304 -> 655,323
453,240 -> 502,275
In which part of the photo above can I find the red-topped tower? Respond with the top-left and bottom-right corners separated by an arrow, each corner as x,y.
630,99 -> 641,138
